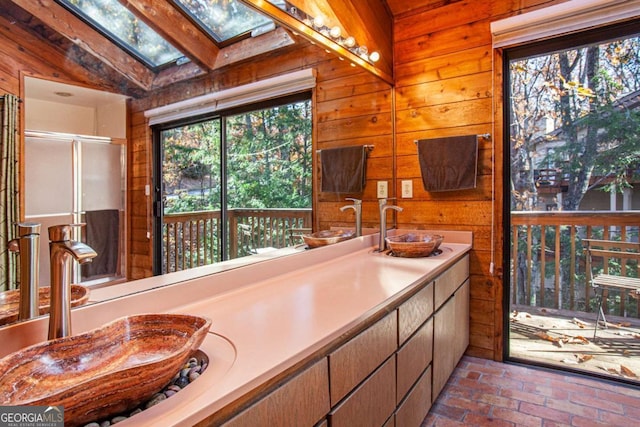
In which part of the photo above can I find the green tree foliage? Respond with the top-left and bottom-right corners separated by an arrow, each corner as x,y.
510,34 -> 640,211
161,100 -> 312,213
227,102 -> 312,209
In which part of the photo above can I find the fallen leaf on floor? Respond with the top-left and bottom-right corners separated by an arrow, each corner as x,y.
577,354 -> 593,363
535,331 -> 567,347
572,318 -> 587,328
568,336 -> 590,344
603,322 -> 628,329
621,365 -> 637,378
562,354 -> 592,364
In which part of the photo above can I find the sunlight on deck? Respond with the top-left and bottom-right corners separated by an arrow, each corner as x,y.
510,305 -> 640,383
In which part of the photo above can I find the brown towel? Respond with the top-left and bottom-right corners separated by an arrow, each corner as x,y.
321,146 -> 367,193
417,135 -> 478,192
82,209 -> 120,278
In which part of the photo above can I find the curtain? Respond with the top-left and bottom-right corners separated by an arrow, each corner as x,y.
0,94 -> 20,292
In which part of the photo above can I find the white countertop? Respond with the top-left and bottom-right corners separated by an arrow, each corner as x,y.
0,230 -> 472,426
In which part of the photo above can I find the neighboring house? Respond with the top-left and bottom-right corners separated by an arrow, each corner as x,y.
531,90 -> 640,211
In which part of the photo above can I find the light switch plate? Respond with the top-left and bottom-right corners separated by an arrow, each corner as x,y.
401,180 -> 413,198
377,181 -> 388,198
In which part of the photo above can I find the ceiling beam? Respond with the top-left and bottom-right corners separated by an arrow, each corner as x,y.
213,27 -> 296,70
118,0 -> 220,70
9,0 -> 154,91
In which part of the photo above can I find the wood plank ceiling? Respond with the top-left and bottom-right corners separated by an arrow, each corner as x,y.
2,0 -> 453,96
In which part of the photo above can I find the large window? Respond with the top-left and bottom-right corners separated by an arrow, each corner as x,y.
505,21 -> 640,382
153,94 -> 312,274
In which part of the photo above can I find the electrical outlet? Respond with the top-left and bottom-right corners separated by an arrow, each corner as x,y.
401,180 -> 413,198
377,181 -> 388,198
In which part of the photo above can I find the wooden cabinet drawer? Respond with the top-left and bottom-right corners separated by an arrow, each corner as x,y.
398,281 -> 433,345
434,255 -> 469,310
396,366 -> 432,427
454,279 -> 470,361
329,312 -> 397,405
329,356 -> 396,427
432,295 -> 456,402
396,317 -> 433,404
223,358 -> 329,427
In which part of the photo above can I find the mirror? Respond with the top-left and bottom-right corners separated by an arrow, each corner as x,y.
1,3 -> 395,329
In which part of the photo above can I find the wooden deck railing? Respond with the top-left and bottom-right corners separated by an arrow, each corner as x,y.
162,208 -> 312,274
511,211 -> 639,318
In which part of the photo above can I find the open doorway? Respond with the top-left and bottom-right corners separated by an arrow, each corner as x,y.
504,22 -> 640,383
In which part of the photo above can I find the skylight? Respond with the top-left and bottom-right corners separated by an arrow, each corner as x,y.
173,0 -> 274,43
56,0 -> 185,69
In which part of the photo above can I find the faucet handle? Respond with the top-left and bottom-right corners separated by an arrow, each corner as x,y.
345,198 -> 362,205
48,223 -> 85,242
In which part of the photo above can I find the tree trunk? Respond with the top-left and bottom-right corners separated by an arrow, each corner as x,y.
559,46 -> 600,210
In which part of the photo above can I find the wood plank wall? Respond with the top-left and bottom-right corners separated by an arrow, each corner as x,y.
393,0 -> 566,360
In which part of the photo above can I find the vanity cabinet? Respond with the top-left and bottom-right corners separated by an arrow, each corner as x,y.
222,358 -> 329,427
221,254 -> 469,427
328,312 -> 397,405
432,255 -> 470,401
328,356 -> 397,427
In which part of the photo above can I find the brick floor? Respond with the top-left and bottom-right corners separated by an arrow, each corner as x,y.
422,356 -> 640,427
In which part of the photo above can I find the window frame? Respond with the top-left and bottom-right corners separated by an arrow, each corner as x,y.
151,91 -> 312,274
502,18 -> 640,368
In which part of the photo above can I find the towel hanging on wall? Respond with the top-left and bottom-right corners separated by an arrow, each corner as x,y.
320,145 -> 368,193
82,209 -> 120,278
416,135 -> 478,192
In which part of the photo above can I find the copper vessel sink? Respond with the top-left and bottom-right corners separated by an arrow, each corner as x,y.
302,229 -> 355,248
0,313 -> 211,427
385,232 -> 444,257
0,284 -> 90,326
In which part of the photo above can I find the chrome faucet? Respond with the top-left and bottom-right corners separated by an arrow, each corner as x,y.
340,198 -> 362,237
48,224 -> 97,340
378,198 -> 403,252
8,222 -> 41,321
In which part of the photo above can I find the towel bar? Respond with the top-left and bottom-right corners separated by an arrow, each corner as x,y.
316,144 -> 374,154
413,133 -> 491,144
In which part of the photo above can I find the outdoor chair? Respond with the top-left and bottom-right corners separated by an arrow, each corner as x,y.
238,223 -> 276,255
584,239 -> 640,338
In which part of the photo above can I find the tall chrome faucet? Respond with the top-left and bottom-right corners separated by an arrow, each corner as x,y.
8,222 -> 41,321
378,198 -> 403,252
340,198 -> 362,237
48,224 -> 97,340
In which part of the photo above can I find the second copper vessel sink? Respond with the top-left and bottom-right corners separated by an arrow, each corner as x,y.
0,284 -> 90,326
386,232 -> 444,257
302,229 -> 355,248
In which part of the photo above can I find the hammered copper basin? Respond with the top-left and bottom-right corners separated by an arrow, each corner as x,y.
0,313 -> 211,427
302,229 -> 355,248
0,284 -> 90,326
386,233 -> 444,257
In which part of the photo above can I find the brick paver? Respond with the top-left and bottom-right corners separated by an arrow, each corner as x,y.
422,356 -> 640,427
